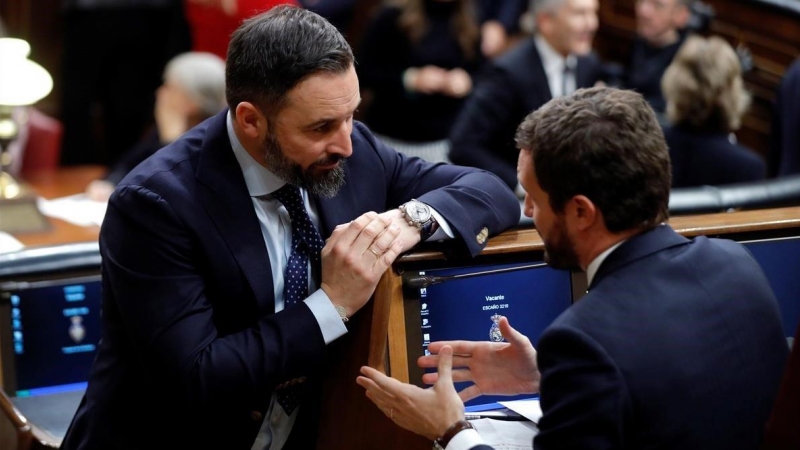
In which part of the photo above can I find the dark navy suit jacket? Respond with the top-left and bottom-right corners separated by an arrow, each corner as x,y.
664,125 -> 766,188
60,111 -> 520,450
769,57 -> 800,177
448,38 -> 602,189
531,225 -> 788,449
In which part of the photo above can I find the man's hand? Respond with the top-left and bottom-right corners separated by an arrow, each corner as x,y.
377,208 -> 422,251
320,212 -> 403,317
357,346 -> 464,441
443,68 -> 473,98
419,317 -> 540,402
405,66 -> 449,94
481,20 -> 509,58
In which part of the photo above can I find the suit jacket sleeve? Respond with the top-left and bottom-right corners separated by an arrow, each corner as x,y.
353,121 -> 520,257
534,326 -> 631,450
448,64 -> 522,189
100,183 -> 327,411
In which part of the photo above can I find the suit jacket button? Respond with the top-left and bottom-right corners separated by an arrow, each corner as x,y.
251,410 -> 264,422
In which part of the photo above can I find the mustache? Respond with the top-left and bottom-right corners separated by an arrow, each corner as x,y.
311,154 -> 346,169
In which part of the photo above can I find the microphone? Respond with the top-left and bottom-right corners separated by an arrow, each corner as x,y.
403,262 -> 549,289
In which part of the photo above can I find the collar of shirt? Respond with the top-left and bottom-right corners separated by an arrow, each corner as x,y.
534,34 -> 577,97
585,239 -> 626,288
226,110 -> 285,197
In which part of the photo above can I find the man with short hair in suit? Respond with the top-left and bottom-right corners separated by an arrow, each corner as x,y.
448,0 -> 602,196
625,0 -> 691,115
60,6 -> 520,450
358,87 -> 788,450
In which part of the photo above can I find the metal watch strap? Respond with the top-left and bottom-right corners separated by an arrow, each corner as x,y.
433,419 -> 474,449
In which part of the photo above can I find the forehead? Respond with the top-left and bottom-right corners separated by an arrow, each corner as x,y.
564,0 -> 598,10
639,0 -> 678,8
279,65 -> 360,121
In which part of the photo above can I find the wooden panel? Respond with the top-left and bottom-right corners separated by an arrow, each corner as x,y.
595,0 -> 800,161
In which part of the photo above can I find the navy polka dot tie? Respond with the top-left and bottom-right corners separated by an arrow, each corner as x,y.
271,183 -> 324,415
272,184 -> 324,307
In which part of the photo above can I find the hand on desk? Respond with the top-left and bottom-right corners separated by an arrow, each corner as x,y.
321,212 -> 404,318
358,346 -> 465,441
420,317 -> 541,402
85,179 -> 115,202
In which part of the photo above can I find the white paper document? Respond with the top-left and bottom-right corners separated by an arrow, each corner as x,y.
499,398 -> 543,424
37,194 -> 108,227
0,232 -> 24,254
471,418 -> 538,450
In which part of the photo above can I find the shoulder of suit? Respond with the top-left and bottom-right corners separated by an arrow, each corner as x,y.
495,38 -> 539,71
576,51 -> 601,69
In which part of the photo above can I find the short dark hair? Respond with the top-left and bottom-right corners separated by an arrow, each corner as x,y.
515,87 -> 671,233
226,5 -> 354,118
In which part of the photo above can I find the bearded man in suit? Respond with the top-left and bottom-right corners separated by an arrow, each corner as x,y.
60,6 -> 520,450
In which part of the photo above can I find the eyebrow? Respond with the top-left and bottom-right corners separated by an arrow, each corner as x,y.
305,98 -> 362,129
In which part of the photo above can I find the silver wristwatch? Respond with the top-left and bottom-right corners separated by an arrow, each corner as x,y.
399,199 -> 439,241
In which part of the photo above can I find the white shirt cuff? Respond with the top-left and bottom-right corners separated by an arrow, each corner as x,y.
305,289 -> 347,344
446,428 -> 486,450
428,208 -> 454,241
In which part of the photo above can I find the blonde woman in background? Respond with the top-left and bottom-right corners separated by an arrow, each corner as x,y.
661,34 -> 766,188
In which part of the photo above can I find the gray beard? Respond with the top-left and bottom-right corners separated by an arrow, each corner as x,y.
262,133 -> 346,199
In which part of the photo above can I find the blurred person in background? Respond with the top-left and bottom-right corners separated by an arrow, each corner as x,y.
357,0 -> 484,163
448,0 -> 603,195
661,35 -> 766,188
624,0 -> 692,115
59,0 -> 191,166
768,56 -> 800,177
86,52 -> 226,201
474,0 -> 528,58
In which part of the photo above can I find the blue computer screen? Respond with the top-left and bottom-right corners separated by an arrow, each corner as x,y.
742,236 -> 800,338
407,260 -> 573,411
4,275 -> 102,396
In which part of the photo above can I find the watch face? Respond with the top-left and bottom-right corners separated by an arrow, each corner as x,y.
407,202 -> 431,222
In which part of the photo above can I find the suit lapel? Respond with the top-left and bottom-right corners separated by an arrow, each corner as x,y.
590,225 -> 689,290
575,55 -> 598,90
528,42 -> 553,105
195,112 -> 276,315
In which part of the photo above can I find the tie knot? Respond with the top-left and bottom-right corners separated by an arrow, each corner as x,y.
271,183 -> 324,257
272,184 -> 304,212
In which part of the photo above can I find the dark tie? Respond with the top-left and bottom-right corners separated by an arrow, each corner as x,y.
562,63 -> 573,97
271,184 -> 324,307
271,183 -> 324,415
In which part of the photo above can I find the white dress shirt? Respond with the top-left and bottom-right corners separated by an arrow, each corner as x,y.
534,35 -> 577,99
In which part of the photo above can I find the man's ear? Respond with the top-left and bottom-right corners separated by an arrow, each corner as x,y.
537,12 -> 554,39
566,195 -> 598,231
234,102 -> 268,139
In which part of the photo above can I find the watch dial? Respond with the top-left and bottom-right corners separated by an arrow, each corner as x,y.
409,202 -> 431,221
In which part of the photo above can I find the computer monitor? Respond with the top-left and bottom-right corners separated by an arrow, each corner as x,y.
401,254 -> 577,412
0,243 -> 102,397
741,235 -> 800,339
